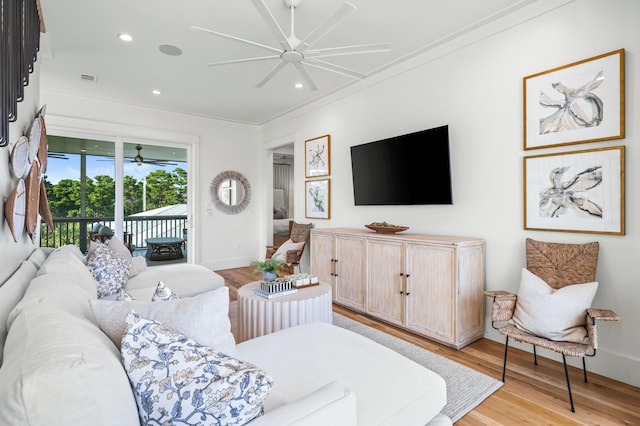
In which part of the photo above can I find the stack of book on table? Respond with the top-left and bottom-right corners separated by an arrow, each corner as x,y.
253,278 -> 298,299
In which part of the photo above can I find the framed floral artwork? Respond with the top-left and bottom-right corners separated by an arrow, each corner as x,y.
524,146 -> 624,235
305,135 -> 330,177
524,49 -> 624,150
305,179 -> 330,219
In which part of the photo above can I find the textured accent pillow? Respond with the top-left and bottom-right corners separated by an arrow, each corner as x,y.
121,310 -> 273,426
151,280 -> 179,301
107,236 -> 133,265
87,245 -> 131,299
511,268 -> 598,343
273,239 -> 305,260
92,287 -> 238,357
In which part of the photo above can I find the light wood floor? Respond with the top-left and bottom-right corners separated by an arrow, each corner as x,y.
215,267 -> 640,425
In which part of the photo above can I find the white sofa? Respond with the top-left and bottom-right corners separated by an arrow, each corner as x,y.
0,245 -> 451,425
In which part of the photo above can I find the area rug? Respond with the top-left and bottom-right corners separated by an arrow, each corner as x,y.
332,313 -> 502,423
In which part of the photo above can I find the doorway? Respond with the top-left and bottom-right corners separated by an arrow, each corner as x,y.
272,144 -> 294,247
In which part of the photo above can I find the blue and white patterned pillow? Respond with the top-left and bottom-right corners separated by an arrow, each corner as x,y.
121,310 -> 272,425
87,245 -> 131,299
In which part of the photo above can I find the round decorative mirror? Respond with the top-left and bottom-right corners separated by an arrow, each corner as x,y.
210,170 -> 251,214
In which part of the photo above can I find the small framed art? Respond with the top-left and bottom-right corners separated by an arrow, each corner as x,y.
524,146 -> 624,235
524,49 -> 624,150
305,179 -> 330,220
305,134 -> 330,178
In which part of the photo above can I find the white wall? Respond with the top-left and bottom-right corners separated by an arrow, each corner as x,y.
0,67 -> 41,283
259,0 -> 640,386
39,90 -> 262,271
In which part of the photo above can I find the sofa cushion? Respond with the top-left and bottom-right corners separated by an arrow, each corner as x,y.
0,303 -> 139,425
125,263 -> 224,299
26,247 -> 52,269
236,322 -> 447,426
511,268 -> 598,343
121,311 -> 272,426
92,286 -> 238,357
0,261 -> 38,366
87,244 -> 131,298
248,381 -> 357,426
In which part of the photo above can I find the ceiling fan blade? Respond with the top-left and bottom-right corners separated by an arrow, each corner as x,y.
308,43 -> 391,58
250,0 -> 293,51
190,25 -> 282,54
293,62 -> 318,91
256,60 -> 288,88
304,58 -> 366,80
206,55 -> 281,67
299,2 -> 357,52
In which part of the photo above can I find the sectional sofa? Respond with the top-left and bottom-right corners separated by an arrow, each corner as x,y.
0,244 -> 451,425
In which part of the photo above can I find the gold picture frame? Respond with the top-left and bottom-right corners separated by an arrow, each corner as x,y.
305,179 -> 330,220
524,146 -> 624,235
305,134 -> 330,178
524,49 -> 624,150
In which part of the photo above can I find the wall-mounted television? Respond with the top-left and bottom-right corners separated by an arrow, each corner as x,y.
350,125 -> 452,206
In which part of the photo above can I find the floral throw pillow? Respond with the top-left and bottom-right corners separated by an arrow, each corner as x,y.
151,280 -> 179,301
87,245 -> 131,299
121,310 -> 273,426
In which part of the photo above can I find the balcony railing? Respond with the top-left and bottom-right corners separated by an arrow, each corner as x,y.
40,215 -> 188,254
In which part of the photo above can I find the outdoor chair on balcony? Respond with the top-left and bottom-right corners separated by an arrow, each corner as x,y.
89,223 -> 134,253
485,238 -> 620,412
265,220 -> 312,275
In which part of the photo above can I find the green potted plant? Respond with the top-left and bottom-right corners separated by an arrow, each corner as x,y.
250,257 -> 285,282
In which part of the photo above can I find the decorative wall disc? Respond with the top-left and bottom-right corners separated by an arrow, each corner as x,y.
10,136 -> 30,179
27,116 -> 41,164
4,179 -> 26,243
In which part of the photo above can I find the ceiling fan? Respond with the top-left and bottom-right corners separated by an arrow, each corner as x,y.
129,145 -> 177,167
191,0 -> 390,91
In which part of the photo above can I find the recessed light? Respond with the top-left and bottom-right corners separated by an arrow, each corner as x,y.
152,89 -> 162,95
295,83 -> 303,89
159,44 -> 183,56
118,33 -> 133,42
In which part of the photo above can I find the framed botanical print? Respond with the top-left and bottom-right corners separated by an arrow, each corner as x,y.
524,146 -> 624,235
305,179 -> 330,219
524,49 -> 624,150
305,135 -> 330,178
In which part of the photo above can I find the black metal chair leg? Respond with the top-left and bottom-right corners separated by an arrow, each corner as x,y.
533,345 -> 538,365
562,355 -> 576,413
502,336 -> 509,382
582,357 -> 588,383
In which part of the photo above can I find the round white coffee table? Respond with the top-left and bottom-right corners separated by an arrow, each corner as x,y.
237,281 -> 332,342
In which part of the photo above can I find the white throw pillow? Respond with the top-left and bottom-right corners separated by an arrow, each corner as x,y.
92,286 -> 238,356
511,268 -> 598,344
273,238 -> 305,261
87,245 -> 131,298
0,261 -> 38,365
121,310 -> 272,426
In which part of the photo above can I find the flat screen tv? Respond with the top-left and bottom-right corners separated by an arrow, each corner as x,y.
350,125 -> 452,205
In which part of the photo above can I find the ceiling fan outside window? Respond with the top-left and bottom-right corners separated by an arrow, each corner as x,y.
130,145 -> 177,167
191,0 -> 390,91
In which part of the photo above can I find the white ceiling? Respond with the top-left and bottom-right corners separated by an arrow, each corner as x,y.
39,0 -> 537,125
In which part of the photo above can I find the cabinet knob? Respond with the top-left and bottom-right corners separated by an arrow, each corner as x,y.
406,274 -> 410,278
400,291 -> 404,294
406,292 -> 411,296
399,273 -> 404,276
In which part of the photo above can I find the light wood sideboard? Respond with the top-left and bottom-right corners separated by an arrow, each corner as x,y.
310,228 -> 485,349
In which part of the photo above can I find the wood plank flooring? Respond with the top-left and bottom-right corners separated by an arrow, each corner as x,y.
215,267 -> 640,425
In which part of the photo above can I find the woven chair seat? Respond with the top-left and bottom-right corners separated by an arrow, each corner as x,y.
499,324 -> 590,358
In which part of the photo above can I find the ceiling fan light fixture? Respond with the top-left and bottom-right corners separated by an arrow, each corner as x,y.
295,82 -> 303,89
152,89 -> 162,95
117,33 -> 133,42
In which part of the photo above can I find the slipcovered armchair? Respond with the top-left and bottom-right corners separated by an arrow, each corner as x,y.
265,220 -> 312,275
485,238 -> 620,412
